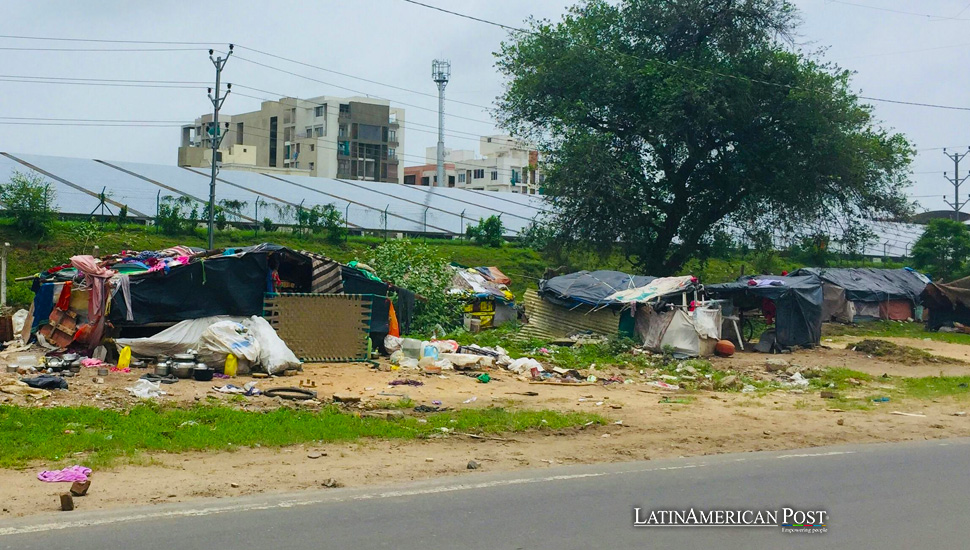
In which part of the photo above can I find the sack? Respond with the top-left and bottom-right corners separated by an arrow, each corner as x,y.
198,321 -> 260,367
246,316 -> 300,374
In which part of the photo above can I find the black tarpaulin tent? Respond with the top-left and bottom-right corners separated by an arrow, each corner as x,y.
921,276 -> 970,330
705,274 -> 823,348
538,270 -> 656,308
790,267 -> 929,321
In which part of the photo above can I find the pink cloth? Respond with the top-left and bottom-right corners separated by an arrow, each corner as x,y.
81,358 -> 106,368
70,255 -> 115,321
38,465 -> 91,483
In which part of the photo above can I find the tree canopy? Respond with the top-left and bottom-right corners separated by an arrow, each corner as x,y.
912,219 -> 970,282
496,0 -> 914,275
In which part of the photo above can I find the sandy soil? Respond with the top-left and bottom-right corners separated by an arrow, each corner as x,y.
3,340 -> 970,518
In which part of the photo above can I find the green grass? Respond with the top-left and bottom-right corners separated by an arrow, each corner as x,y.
895,376 -> 970,400
809,367 -> 873,391
849,339 -> 965,365
824,321 -> 970,346
0,404 -> 606,469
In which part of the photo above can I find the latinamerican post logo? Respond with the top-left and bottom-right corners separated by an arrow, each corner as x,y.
633,507 -> 828,534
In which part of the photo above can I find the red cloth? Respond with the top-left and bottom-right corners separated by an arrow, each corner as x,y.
55,281 -> 72,311
762,298 -> 776,325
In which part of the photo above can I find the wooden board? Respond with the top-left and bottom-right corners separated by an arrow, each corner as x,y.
263,293 -> 372,362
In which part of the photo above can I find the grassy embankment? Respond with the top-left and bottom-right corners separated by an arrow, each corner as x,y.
0,404 -> 606,469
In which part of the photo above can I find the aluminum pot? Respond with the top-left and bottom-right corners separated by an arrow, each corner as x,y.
172,353 -> 196,363
193,365 -> 214,382
171,363 -> 194,379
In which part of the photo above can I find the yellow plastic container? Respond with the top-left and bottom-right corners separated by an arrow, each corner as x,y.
224,353 -> 238,377
118,346 -> 132,369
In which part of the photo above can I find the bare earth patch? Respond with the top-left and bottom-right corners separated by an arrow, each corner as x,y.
4,350 -> 970,518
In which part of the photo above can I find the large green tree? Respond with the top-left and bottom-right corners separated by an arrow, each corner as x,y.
912,219 -> 970,282
496,0 -> 913,275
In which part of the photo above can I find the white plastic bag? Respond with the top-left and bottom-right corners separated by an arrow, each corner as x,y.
198,321 -> 261,367
11,309 -> 28,336
384,335 -> 403,353
507,357 -> 542,374
127,379 -> 165,398
246,316 -> 300,374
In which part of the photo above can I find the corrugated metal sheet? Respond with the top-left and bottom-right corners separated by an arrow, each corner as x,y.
518,289 -> 620,341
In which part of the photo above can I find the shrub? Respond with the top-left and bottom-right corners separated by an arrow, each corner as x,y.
368,239 -> 463,334
467,215 -> 505,247
0,170 -> 57,236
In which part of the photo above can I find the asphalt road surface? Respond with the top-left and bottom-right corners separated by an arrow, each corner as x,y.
2,438 -> 968,549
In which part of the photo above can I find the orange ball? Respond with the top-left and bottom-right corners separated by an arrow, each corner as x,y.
715,340 -> 736,357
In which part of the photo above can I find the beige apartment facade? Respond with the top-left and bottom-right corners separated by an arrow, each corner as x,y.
179,95 -> 404,184
404,135 -> 541,194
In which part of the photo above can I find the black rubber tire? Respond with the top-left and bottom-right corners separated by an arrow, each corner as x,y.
263,387 -> 317,400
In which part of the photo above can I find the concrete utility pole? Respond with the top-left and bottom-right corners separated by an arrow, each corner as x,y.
943,147 -> 970,221
206,44 -> 233,250
432,60 -> 451,188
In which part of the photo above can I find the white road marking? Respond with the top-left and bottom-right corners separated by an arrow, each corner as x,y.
776,451 -> 856,459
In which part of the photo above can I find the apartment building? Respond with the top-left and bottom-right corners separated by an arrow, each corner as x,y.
403,135 -> 541,194
179,95 -> 404,184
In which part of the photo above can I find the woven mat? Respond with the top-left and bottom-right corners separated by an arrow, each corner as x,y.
264,293 -> 372,362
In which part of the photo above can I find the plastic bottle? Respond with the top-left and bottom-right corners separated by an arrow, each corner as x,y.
224,353 -> 238,377
422,342 -> 439,360
118,346 -> 132,369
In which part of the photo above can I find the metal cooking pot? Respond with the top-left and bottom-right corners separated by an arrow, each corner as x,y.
61,353 -> 79,363
131,359 -> 146,369
172,353 -> 196,363
154,362 -> 170,376
171,363 -> 194,379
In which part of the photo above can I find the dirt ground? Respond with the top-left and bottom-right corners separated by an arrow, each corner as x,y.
3,336 -> 970,518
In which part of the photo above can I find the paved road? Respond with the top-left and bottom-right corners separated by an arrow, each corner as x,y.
2,438 -> 969,549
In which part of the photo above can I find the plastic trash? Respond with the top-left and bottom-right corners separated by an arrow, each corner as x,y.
401,338 -> 422,360
463,396 -> 477,404
507,357 -> 543,375
421,342 -> 439,360
477,373 -> 490,383
224,353 -> 238,377
384,335 -> 403,353
11,309 -> 28,336
786,372 -> 809,388
118,346 -> 132,369
741,384 -> 756,393
126,379 -> 165,398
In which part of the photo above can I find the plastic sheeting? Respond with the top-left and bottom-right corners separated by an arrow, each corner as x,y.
634,306 -> 721,357
539,270 -> 656,307
790,267 -> 928,304
115,315 -> 246,357
706,275 -> 823,348
603,276 -> 695,304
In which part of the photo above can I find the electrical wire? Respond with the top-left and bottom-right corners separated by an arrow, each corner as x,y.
0,34 -> 216,45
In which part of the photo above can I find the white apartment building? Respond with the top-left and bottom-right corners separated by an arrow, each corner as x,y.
179,95 -> 405,184
403,135 -> 542,194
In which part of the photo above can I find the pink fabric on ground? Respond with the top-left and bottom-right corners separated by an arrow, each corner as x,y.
37,465 -> 92,483
81,358 -> 106,368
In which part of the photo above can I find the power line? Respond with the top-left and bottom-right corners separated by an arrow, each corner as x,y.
824,0 -> 968,20
0,34 -> 215,45
0,77 -> 203,89
0,74 -> 208,84
0,46 -> 205,52
234,45 -> 492,110
399,0 -> 970,112
0,116 -> 186,123
230,56 -> 498,125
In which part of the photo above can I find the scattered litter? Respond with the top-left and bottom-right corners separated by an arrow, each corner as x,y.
890,411 -> 926,417
741,385 -> 756,393
872,397 -> 890,403
463,396 -> 477,404
785,372 -> 809,388
953,412 -> 967,417
126,379 -> 165,399
476,373 -> 491,384
389,379 -> 423,387
647,381 -> 679,391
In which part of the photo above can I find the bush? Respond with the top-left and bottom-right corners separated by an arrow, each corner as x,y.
157,195 -> 197,235
0,170 -> 57,236
368,239 -> 463,334
262,217 -> 276,233
298,204 -> 346,244
467,215 -> 505,247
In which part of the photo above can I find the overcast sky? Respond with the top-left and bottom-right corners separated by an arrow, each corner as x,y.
2,0 -> 970,212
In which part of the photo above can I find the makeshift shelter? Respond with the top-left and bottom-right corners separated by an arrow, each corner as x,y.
449,266 -> 516,328
790,267 -> 929,322
705,275 -> 823,350
26,243 -> 414,366
527,271 -> 717,356
921,276 -> 970,330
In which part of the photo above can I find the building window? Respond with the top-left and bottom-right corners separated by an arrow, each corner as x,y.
448,175 -> 455,187
388,147 -> 396,159
358,123 -> 381,141
314,125 -> 325,137
268,116 -> 278,167
338,159 -> 350,175
487,137 -> 492,143
309,162 -> 314,171
490,170 -> 498,181
305,127 -> 313,138
235,122 -> 244,145
404,175 -> 415,185
421,176 -> 430,186
314,105 -> 326,118
338,141 -> 350,155
338,124 -> 347,138
473,169 -> 484,179
389,129 -> 396,142
458,173 -> 465,183
339,104 -> 350,115
389,112 -> 397,123
309,144 -> 314,152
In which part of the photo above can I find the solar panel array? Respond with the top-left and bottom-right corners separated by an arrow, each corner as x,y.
0,152 -> 547,236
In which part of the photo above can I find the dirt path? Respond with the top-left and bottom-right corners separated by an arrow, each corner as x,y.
3,359 -> 970,518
